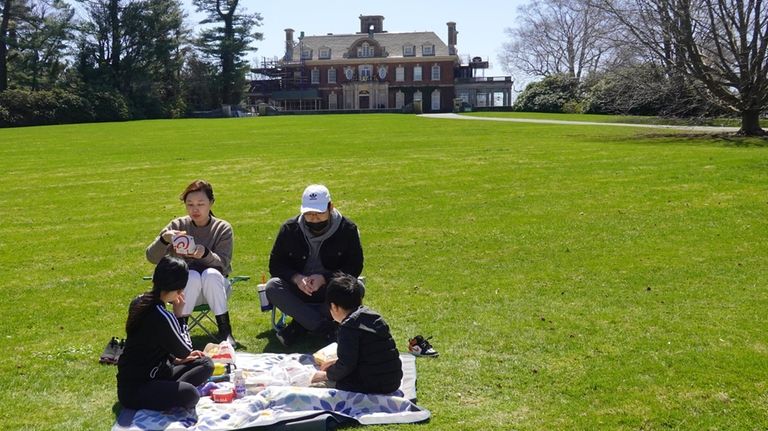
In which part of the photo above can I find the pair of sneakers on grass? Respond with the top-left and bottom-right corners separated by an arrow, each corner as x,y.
99,336 -> 125,365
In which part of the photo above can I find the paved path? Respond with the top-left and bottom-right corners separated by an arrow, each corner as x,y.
419,113 -> 740,133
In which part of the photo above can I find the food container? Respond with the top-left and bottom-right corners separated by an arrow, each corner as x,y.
211,388 -> 235,403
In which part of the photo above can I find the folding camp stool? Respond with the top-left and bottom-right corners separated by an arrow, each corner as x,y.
143,275 -> 250,340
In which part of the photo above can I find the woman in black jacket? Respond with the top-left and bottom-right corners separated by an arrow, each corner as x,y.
117,256 -> 213,411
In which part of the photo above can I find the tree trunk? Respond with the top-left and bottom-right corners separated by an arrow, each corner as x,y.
221,19 -> 234,105
109,0 -> 120,88
738,109 -> 765,136
0,0 -> 12,92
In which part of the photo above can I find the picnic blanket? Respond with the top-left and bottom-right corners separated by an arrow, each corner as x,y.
112,353 -> 428,430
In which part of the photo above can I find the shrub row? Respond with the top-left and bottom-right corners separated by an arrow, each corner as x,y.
0,89 -> 130,127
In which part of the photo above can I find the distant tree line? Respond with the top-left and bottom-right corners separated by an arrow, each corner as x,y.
501,0 -> 768,135
0,0 -> 261,127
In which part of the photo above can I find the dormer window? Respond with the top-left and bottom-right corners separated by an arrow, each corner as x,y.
422,44 -> 434,56
403,45 -> 415,57
319,47 -> 331,59
301,48 -> 313,60
358,42 -> 374,58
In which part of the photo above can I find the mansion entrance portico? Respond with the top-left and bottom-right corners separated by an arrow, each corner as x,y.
341,81 -> 389,110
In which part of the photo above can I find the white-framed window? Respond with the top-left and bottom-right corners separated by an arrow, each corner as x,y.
413,65 -> 422,81
395,66 -> 405,82
329,91 -> 338,109
311,68 -> 320,84
403,45 -> 415,56
458,92 -> 469,103
319,47 -> 331,59
414,91 -> 422,102
358,42 -> 374,58
431,89 -> 441,111
301,48 -> 312,60
422,44 -> 434,56
431,64 -> 441,80
327,68 -> 337,84
359,64 -> 373,81
395,91 -> 405,109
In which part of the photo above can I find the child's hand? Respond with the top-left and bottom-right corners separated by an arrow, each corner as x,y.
312,371 -> 327,383
319,359 -> 337,371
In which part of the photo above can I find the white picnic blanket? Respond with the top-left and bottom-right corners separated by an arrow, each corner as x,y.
112,353 -> 428,430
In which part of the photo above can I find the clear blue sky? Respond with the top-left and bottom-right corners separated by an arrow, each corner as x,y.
183,0 -> 526,80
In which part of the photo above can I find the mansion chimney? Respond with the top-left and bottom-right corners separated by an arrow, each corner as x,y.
284,28 -> 294,61
447,22 -> 457,55
359,15 -> 385,34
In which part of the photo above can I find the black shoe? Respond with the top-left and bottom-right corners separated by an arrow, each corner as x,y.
276,320 -> 307,347
408,335 -> 438,357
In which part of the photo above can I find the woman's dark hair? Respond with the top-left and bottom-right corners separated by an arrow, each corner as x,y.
180,179 -> 216,217
126,256 -> 189,334
325,272 -> 363,311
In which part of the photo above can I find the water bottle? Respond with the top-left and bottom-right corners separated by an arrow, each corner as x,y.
233,369 -> 246,399
257,283 -> 271,312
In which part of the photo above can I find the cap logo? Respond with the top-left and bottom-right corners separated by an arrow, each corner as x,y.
308,193 -> 318,200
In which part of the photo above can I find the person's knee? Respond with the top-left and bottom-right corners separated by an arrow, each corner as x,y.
179,384 -> 201,409
265,277 -> 285,299
186,270 -> 202,290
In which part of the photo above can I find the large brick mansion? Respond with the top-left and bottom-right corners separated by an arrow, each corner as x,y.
248,15 -> 513,113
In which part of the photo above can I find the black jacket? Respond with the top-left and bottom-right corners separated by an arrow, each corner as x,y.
326,306 -> 402,394
117,298 -> 193,387
269,215 -> 364,281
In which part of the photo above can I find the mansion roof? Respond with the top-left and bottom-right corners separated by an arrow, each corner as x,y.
286,31 -> 452,62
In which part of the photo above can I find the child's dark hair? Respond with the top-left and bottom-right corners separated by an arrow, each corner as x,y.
325,272 -> 363,311
126,256 -> 188,335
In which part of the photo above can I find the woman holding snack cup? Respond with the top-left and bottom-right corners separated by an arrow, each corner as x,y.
146,179 -> 237,345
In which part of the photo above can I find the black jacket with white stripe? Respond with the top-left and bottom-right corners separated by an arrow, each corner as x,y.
117,297 -> 192,386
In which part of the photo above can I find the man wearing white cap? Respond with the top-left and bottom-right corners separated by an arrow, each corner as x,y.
265,184 -> 364,346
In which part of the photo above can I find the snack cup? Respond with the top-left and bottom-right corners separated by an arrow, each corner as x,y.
212,388 -> 235,403
172,234 -> 196,255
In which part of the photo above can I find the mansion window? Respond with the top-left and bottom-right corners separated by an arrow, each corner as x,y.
358,42 -> 374,58
414,90 -> 423,102
311,68 -> 320,84
328,68 -> 337,84
403,45 -> 415,57
395,91 -> 405,109
422,44 -> 434,56
413,65 -> 422,81
431,89 -> 441,110
431,64 -> 441,80
359,65 -> 373,81
319,47 -> 331,59
396,66 -> 405,82
329,92 -> 338,109
301,48 -> 312,60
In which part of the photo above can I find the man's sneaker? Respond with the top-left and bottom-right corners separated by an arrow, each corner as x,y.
99,336 -> 120,364
275,320 -> 307,347
408,335 -> 438,357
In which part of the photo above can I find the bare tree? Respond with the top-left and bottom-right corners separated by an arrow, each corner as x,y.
500,0 -> 615,80
602,0 -> 768,135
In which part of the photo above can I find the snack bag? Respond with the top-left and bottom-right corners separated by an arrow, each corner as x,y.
312,342 -> 338,367
204,340 -> 236,364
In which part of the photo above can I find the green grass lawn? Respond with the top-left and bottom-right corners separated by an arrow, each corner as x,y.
1,114 -> 767,430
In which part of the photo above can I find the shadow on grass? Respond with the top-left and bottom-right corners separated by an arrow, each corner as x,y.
604,131 -> 768,148
255,328 -> 330,355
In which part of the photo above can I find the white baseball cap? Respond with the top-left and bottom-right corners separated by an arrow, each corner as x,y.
300,184 -> 331,213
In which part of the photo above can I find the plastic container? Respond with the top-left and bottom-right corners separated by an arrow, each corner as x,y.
257,283 -> 272,311
212,388 -> 235,403
234,369 -> 246,399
